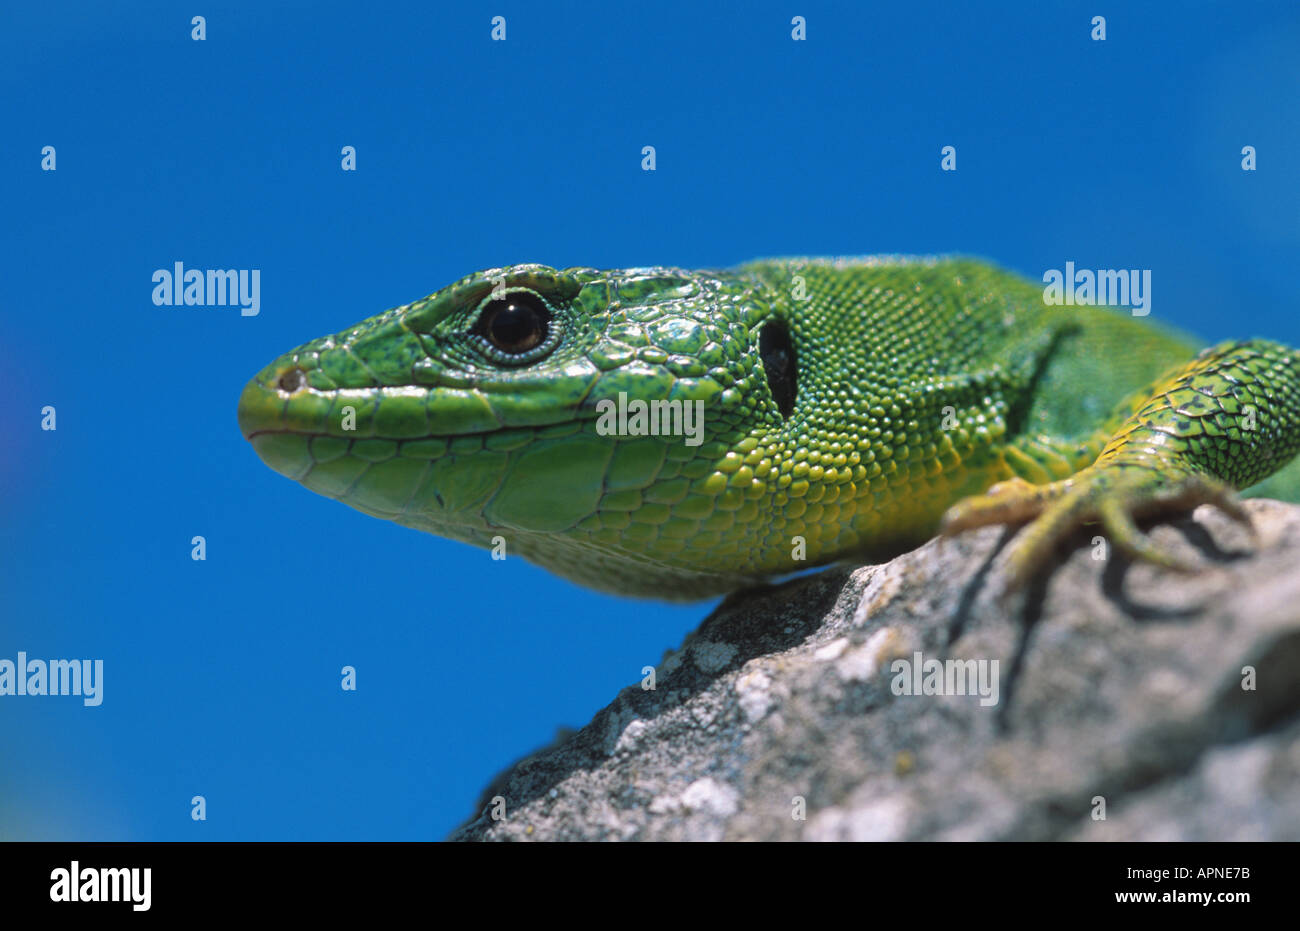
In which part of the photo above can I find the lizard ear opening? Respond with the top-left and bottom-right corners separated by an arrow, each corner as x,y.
760,320 -> 797,419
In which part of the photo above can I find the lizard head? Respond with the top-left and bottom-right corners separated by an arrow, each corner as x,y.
237,263 -> 798,598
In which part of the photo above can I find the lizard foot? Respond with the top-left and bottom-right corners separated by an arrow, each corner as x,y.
939,466 -> 1254,595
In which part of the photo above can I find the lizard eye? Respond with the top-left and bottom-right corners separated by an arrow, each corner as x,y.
476,292 -> 552,355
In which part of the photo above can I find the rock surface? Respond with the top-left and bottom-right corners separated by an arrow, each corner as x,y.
450,499 -> 1300,841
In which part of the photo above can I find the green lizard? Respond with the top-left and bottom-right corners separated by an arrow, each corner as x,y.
237,258 -> 1300,600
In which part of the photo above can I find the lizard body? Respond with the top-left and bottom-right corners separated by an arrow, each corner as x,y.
238,258 -> 1300,599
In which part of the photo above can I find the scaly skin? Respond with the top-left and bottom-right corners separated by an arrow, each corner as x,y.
237,258 -> 1300,599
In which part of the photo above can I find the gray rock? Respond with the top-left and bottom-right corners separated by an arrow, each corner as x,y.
450,499 -> 1300,841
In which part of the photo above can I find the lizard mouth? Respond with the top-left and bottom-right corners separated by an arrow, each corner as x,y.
237,372 -> 430,441
236,366 -> 604,485
237,372 -> 441,482
237,350 -> 610,445
238,369 -> 313,441
236,364 -> 622,532
238,383 -> 281,440
236,371 -> 474,443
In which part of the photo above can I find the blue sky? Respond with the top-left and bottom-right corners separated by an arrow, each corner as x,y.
2,0 -> 1298,839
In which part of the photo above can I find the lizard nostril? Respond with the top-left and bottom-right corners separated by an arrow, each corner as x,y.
277,367 -> 307,392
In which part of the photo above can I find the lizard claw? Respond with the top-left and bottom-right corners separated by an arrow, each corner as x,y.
938,476 -> 1063,536
940,466 -> 1253,599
